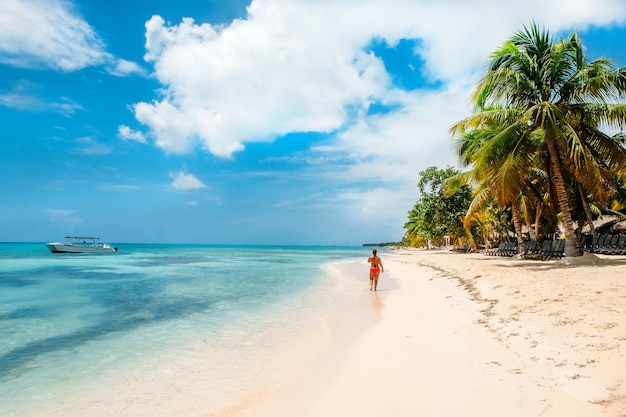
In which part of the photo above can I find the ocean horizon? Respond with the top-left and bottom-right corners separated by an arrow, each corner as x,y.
0,243 -> 374,416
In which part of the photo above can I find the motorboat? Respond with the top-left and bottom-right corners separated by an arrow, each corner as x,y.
46,236 -> 118,253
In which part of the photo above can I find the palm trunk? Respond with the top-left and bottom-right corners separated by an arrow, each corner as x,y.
547,141 -> 581,257
511,203 -> 526,255
526,220 -> 533,239
578,183 -> 596,234
534,203 -> 542,239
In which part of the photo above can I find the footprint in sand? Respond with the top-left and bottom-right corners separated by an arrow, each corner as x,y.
594,322 -> 618,329
554,317 -> 579,326
584,343 -> 618,351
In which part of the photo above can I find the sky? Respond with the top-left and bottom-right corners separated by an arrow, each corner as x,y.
2,0 -> 626,245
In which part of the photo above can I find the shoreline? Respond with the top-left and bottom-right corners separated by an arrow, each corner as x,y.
7,247 -> 624,416
242,248 -> 626,417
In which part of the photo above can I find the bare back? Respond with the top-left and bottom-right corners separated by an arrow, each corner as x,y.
368,255 -> 381,267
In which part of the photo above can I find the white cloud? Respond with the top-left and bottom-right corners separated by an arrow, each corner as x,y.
0,0 -> 148,76
0,88 -> 83,116
46,209 -> 83,225
131,0 -> 626,236
134,0 -> 626,159
108,58 -> 147,77
0,0 -> 110,71
136,9 -> 389,157
100,184 -> 141,192
134,99 -> 198,154
70,136 -> 113,155
118,125 -> 147,143
170,171 -> 207,190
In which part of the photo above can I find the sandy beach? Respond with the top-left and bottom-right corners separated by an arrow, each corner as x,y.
242,248 -> 626,417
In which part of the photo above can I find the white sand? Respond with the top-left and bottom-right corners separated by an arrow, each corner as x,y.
241,248 -> 626,417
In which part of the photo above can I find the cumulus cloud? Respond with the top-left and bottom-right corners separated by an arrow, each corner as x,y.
133,0 -> 626,161
118,125 -> 147,143
135,9 -> 389,157
170,171 -> 207,190
130,0 -> 626,233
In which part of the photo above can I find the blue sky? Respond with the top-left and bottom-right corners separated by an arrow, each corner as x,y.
2,0 -> 626,245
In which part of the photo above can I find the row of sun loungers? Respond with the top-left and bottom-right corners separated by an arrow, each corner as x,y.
483,239 -> 566,260
581,234 -> 626,255
451,243 -> 471,253
465,234 -> 625,259
483,241 -> 518,257
520,239 -> 565,260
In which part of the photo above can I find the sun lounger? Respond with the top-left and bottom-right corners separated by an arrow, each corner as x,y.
482,243 -> 501,256
586,234 -> 601,253
596,235 -> 619,254
593,234 -> 612,253
611,235 -> 626,255
483,241 -> 517,257
595,234 -> 626,255
581,234 -> 594,252
504,241 -> 519,257
451,243 -> 471,253
520,239 -> 564,260
547,239 -> 565,258
522,239 -> 538,256
521,239 -> 550,260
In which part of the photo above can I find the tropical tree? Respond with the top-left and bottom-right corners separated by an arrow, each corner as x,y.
460,196 -> 512,248
449,124 -> 537,253
403,166 -> 473,247
452,23 -> 626,257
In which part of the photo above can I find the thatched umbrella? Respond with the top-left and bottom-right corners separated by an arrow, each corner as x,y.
609,219 -> 626,233
580,215 -> 625,234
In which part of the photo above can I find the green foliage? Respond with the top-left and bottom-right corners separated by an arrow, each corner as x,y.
403,166 -> 473,246
450,22 -> 626,257
404,24 -> 626,253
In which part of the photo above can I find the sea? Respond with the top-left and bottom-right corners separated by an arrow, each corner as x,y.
0,243 -> 373,417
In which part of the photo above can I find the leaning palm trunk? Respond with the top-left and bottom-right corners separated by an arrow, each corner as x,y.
511,203 -> 526,254
578,183 -> 596,235
547,141 -> 580,257
534,203 -> 542,240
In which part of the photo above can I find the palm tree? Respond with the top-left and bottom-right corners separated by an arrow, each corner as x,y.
449,125 -> 536,253
403,204 -> 424,246
452,23 -> 626,257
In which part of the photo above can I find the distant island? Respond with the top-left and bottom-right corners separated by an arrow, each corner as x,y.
362,242 -> 402,247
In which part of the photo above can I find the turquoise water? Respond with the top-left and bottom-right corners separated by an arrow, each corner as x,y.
0,243 -> 368,416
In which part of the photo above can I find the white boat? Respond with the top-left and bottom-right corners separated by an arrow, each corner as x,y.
46,236 -> 118,253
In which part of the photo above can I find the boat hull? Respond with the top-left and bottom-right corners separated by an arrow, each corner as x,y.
46,243 -> 117,254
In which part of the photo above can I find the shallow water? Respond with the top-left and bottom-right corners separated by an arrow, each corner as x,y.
0,243 -> 369,416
